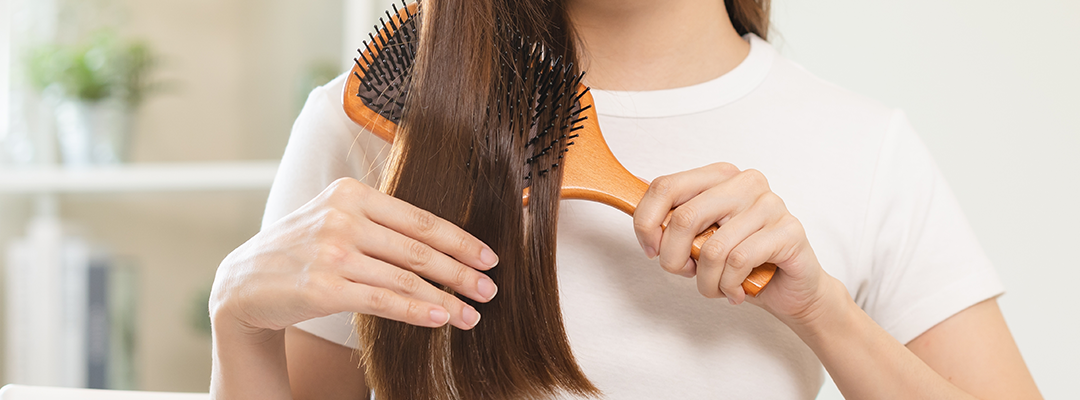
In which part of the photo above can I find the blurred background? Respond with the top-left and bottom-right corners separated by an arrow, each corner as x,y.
0,0 -> 1076,397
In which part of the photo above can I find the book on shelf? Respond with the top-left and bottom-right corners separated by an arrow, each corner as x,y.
4,218 -> 137,389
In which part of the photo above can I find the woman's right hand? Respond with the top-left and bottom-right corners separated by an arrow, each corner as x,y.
210,177 -> 500,336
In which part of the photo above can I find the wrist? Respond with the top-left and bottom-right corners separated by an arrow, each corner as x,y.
781,276 -> 860,343
210,302 -> 291,400
211,300 -> 282,345
209,261 -> 282,343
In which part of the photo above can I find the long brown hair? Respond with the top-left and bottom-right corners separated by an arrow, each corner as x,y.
357,0 -> 771,398
356,0 -> 597,399
727,0 -> 771,40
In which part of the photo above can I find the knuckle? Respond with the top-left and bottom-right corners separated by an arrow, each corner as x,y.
783,215 -> 807,238
650,175 -> 675,197
758,191 -> 786,209
455,234 -> 473,256
318,208 -> 352,233
669,207 -> 699,232
790,215 -> 806,232
393,270 -> 422,296
727,247 -> 752,270
403,300 -> 423,322
740,169 -> 769,188
327,177 -> 364,199
406,240 -> 433,272
699,238 -> 727,264
448,266 -> 470,288
366,288 -> 392,313
410,207 -> 439,238
315,242 -> 349,265
713,162 -> 740,176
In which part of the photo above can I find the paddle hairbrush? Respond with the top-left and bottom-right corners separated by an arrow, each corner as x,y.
343,1 -> 775,296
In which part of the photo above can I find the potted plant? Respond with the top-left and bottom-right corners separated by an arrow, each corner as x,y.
26,31 -> 159,166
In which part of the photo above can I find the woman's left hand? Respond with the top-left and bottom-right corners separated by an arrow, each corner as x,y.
633,162 -> 840,325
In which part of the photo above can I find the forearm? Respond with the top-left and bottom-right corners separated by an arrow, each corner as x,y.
210,312 -> 292,400
789,278 -> 974,400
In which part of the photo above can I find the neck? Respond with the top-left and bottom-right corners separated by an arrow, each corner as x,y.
566,0 -> 751,91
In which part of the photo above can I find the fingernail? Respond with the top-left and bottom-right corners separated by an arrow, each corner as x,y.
477,276 -> 498,301
727,297 -> 736,306
644,245 -> 657,259
430,309 -> 449,325
462,306 -> 481,327
480,248 -> 499,268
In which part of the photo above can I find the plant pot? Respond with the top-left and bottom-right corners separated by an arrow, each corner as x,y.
54,98 -> 132,166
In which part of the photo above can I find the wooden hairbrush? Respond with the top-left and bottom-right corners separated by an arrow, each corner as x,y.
342,2 -> 775,296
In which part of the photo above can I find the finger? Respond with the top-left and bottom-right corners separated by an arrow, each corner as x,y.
333,179 -> 498,271
657,187 -> 747,275
655,169 -> 769,275
717,213 -> 789,305
694,195 -> 777,298
356,220 -> 497,304
331,282 -> 451,328
338,253 -> 483,330
634,163 -> 740,259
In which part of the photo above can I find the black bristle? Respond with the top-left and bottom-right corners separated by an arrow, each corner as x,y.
573,88 -> 590,103
353,2 -> 423,124
353,2 -> 588,184
385,11 -> 398,30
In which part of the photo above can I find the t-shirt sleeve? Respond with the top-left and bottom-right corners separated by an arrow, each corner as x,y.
262,73 -> 386,228
855,110 -> 1005,344
263,73 -> 385,349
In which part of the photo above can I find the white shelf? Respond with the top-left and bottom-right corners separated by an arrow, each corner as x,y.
0,160 -> 279,194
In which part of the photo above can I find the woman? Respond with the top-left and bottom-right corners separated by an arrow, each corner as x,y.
210,0 -> 1042,398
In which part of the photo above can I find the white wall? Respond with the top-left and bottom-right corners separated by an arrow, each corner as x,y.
0,0 -> 6,383
0,0 -> 9,140
343,0 -> 399,70
769,1 -> 1079,398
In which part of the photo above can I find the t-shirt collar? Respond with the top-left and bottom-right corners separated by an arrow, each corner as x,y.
588,34 -> 775,119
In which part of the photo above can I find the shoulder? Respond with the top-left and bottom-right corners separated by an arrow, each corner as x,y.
262,73 -> 390,228
751,38 -> 898,143
294,73 -> 364,144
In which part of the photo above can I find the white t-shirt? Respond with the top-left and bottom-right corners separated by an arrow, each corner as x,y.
263,35 -> 1004,399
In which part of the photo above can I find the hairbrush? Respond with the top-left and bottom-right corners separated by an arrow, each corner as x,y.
343,1 -> 775,296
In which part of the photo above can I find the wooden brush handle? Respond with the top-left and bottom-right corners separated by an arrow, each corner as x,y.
556,91 -> 775,296
555,174 -> 775,296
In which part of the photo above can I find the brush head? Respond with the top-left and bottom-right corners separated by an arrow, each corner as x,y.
350,1 -> 417,129
343,0 -> 591,183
